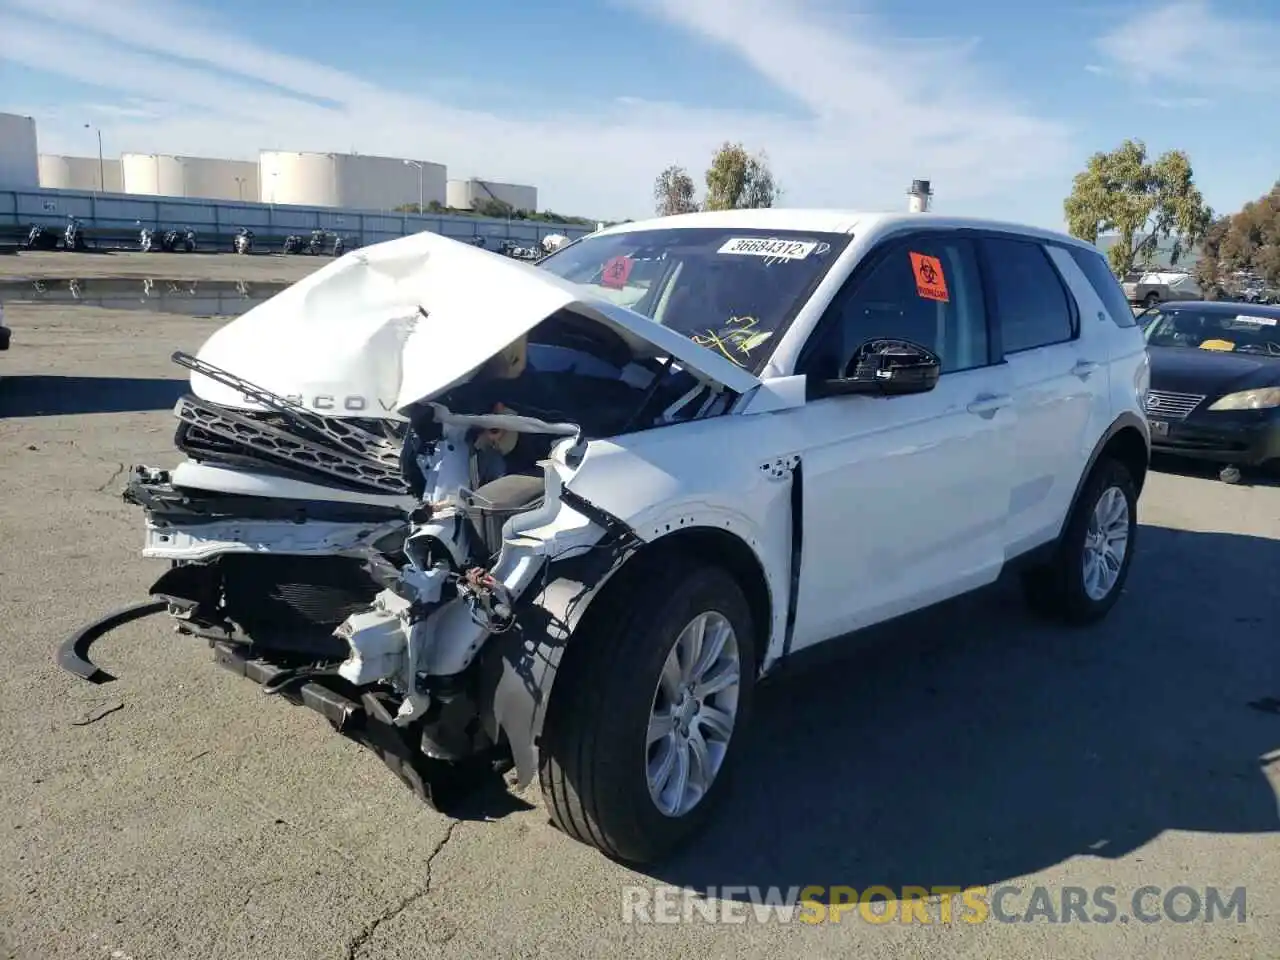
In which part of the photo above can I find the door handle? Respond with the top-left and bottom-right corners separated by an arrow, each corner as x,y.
1072,359 -> 1101,378
966,393 -> 1012,417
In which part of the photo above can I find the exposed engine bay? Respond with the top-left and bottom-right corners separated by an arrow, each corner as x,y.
119,293 -> 740,805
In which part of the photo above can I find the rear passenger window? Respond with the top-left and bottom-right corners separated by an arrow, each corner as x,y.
981,238 -> 1076,353
1068,246 -> 1138,328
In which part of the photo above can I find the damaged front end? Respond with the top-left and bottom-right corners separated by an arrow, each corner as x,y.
110,229 -> 767,816
328,401 -> 647,791
125,351 -> 414,661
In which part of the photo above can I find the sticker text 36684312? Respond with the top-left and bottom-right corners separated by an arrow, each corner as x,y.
718,237 -> 817,261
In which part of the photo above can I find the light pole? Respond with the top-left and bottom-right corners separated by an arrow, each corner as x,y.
403,159 -> 423,213
83,123 -> 104,191
234,176 -> 246,201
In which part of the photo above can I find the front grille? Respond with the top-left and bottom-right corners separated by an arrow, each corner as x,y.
1145,389 -> 1205,420
221,554 -> 380,658
174,393 -> 408,495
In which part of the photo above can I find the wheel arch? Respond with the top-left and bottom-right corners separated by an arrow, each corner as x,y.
1061,412 -> 1150,539
595,526 -> 774,672
481,523 -> 773,789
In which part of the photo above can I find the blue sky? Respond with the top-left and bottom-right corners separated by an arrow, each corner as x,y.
2,0 -> 1277,226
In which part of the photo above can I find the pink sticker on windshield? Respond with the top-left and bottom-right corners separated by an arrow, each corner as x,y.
601,255 -> 634,289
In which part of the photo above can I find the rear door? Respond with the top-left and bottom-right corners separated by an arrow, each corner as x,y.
977,235 -> 1103,557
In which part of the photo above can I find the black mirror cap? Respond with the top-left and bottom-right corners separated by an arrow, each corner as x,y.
810,338 -> 941,399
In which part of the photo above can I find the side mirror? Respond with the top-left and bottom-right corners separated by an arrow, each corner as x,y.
811,338 -> 941,398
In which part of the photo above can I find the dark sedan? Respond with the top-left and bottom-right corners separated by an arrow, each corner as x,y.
1141,300 -> 1280,482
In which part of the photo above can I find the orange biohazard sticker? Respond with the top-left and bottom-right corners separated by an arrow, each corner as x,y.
909,252 -> 949,302
601,255 -> 634,289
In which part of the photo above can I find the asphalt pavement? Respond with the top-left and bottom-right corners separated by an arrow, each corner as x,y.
0,265 -> 1277,959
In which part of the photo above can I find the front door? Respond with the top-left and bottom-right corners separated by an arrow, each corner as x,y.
786,233 -> 1016,651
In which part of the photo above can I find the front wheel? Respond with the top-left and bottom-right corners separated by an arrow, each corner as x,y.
539,558 -> 756,864
1021,457 -> 1138,624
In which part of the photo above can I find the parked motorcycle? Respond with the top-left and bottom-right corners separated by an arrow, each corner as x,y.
138,221 -> 157,252
282,234 -> 304,255
162,227 -> 197,253
498,239 -> 540,261
20,224 -> 59,251
63,216 -> 87,252
331,235 -> 345,257
233,227 -> 254,255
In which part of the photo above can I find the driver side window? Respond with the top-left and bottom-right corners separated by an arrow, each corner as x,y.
804,236 -> 990,379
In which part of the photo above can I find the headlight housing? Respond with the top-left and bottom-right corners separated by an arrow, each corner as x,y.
1208,387 -> 1280,411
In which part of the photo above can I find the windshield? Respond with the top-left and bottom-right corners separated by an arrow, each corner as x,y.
1144,307 -> 1280,357
537,227 -> 852,370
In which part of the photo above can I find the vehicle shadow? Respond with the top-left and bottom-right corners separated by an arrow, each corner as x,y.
1150,452 -> 1280,488
645,524 -> 1280,901
0,375 -> 186,417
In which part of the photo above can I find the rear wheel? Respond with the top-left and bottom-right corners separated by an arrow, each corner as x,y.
1021,457 -> 1138,624
538,558 -> 756,864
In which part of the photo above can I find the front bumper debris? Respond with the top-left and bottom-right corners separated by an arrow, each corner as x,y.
54,599 -> 169,684
209,638 -> 506,810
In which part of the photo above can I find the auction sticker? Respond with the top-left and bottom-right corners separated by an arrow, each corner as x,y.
601,255 -> 635,289
909,252 -> 949,302
718,237 -> 817,261
1235,315 -> 1277,326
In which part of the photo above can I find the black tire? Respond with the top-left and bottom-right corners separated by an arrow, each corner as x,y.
1021,457 -> 1138,625
538,556 -> 757,865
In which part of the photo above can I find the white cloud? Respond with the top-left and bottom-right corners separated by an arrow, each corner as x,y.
0,0 -> 1075,223
1095,0 -> 1280,93
1149,96 -> 1213,109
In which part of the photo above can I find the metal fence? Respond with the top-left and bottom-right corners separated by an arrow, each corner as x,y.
0,187 -> 595,248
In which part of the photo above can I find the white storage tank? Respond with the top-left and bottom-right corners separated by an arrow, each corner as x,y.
0,112 -> 40,189
447,178 -> 537,213
258,151 -> 445,209
38,155 -> 123,192
122,154 -> 258,200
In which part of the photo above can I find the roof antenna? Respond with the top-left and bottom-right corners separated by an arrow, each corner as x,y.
907,179 -> 933,213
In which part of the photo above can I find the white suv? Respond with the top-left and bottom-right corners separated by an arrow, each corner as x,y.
124,210 -> 1151,864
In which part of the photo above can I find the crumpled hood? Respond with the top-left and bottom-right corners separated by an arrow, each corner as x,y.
192,231 -> 760,419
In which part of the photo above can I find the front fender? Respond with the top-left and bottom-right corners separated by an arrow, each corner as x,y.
481,413 -> 803,785
479,542 -> 628,788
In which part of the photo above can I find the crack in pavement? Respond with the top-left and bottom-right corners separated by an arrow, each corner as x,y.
344,819 -> 460,959
71,701 -> 126,726
95,461 -> 126,493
